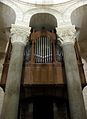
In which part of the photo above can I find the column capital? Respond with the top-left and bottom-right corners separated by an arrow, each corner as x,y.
11,24 -> 30,45
58,26 -> 76,45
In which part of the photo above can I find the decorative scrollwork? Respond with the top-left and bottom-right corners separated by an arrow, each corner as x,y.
11,24 -> 30,45
58,26 -> 76,44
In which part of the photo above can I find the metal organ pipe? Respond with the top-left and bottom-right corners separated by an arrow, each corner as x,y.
50,42 -> 52,62
38,38 -> 40,63
35,36 -> 52,63
41,37 -> 42,63
47,39 -> 48,63
47,38 -> 48,63
46,37 -> 47,63
42,36 -> 44,63
35,40 -> 36,63
45,37 -> 46,63
44,37 -> 45,63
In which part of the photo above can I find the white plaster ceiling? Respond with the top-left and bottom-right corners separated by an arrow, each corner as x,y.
19,0 -> 71,4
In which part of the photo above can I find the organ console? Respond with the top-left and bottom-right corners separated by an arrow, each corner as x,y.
0,13 -> 86,119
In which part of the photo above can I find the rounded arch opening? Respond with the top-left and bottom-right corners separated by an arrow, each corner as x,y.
29,13 -> 57,29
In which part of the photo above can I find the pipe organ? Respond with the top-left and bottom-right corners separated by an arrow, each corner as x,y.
24,30 -> 63,64
0,13 -> 86,119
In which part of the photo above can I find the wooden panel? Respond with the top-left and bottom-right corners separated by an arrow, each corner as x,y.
0,63 -> 86,86
23,63 -> 65,85
22,63 -> 86,85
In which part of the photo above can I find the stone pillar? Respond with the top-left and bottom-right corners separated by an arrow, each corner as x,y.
0,87 -> 4,116
83,86 -> 87,117
58,26 -> 87,119
0,24 -> 29,119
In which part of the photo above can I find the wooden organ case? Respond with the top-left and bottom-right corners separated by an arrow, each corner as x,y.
0,13 -> 86,119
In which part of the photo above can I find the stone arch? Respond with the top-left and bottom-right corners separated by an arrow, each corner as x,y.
62,1 -> 87,26
0,0 -> 23,23
0,2 -> 17,60
71,4 -> 87,28
0,2 -> 16,28
23,7 -> 62,27
29,13 -> 57,29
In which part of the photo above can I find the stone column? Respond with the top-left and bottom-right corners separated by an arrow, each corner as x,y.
83,86 -> 87,117
0,24 -> 29,119
0,87 -> 4,116
58,26 -> 87,119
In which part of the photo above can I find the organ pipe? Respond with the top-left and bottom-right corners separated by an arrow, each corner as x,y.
35,36 -> 52,63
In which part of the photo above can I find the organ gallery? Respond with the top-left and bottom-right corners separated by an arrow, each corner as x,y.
0,13 -> 86,119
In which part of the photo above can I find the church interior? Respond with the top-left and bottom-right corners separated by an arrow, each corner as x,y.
0,0 -> 87,119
